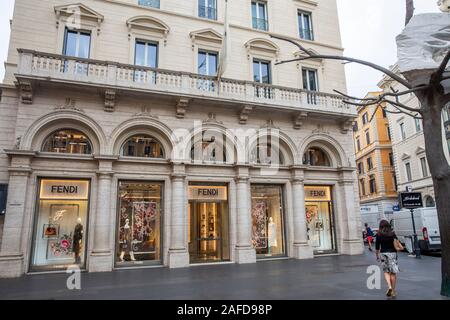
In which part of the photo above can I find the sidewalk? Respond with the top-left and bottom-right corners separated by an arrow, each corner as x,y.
0,250 -> 446,300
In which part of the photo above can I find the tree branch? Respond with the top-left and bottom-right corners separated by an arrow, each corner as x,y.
405,0 -> 415,26
437,50 -> 450,79
270,35 -> 413,89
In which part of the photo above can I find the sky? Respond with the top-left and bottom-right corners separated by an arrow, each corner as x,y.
0,0 -> 440,97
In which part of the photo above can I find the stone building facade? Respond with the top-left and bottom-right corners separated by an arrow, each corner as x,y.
353,92 -> 398,225
0,0 -> 363,277
379,65 -> 450,206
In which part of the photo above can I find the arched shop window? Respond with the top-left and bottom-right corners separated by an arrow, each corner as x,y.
303,147 -> 331,167
250,140 -> 285,165
190,132 -> 227,163
41,129 -> 93,154
425,196 -> 436,208
121,135 -> 165,158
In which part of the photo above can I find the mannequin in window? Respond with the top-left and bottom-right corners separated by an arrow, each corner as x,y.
268,217 -> 277,255
120,219 -> 136,262
73,217 -> 83,264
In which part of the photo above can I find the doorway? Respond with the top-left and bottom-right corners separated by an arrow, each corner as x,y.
188,185 -> 230,263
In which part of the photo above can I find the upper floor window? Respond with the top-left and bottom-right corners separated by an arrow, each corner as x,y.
420,157 -> 429,177
387,125 -> 391,141
198,51 -> 218,76
121,135 -> 165,158
389,153 -> 394,166
302,68 -> 318,91
400,122 -> 406,140
367,157 -> 373,170
415,118 -> 422,132
135,41 -> 158,68
42,129 -> 92,154
357,162 -> 364,175
382,108 -> 387,118
138,0 -> 160,9
252,1 -> 268,31
63,29 -> 91,58
360,179 -> 366,196
253,59 -> 271,84
303,147 -> 331,167
405,162 -> 412,182
298,11 -> 314,41
199,0 -> 217,20
369,175 -> 377,194
0,184 -> 7,215
362,112 -> 368,125
365,130 -> 371,145
356,137 -> 361,152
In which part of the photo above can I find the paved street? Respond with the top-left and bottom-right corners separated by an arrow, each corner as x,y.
0,249 -> 447,300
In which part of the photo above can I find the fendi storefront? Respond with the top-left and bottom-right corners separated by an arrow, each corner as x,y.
30,179 -> 90,271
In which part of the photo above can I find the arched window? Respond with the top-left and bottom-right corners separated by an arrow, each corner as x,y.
42,129 -> 93,154
303,147 -> 331,167
190,132 -> 227,163
121,135 -> 164,158
425,196 -> 436,208
250,140 -> 285,165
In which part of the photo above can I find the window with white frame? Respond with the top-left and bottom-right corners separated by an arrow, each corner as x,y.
253,59 -> 272,98
252,1 -> 268,31
134,40 -> 158,83
63,29 -> 91,58
399,122 -> 406,140
198,50 -> 218,92
415,118 -> 422,132
298,11 -> 314,41
199,0 -> 217,20
302,68 -> 318,91
420,157 -> 429,177
138,0 -> 160,9
405,162 -> 412,182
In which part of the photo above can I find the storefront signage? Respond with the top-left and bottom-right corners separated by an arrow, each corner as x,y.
399,192 -> 423,209
188,186 -> 228,201
304,186 -> 331,202
40,180 -> 89,200
360,205 -> 379,214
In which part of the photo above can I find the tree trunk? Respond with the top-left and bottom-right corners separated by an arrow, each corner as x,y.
420,91 -> 450,297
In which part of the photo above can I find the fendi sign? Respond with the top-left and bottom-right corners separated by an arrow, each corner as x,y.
188,186 -> 228,201
40,179 -> 89,200
304,186 -> 332,202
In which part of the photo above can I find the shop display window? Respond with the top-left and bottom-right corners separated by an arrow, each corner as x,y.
251,185 -> 286,257
31,179 -> 90,271
116,181 -> 162,266
42,129 -> 92,154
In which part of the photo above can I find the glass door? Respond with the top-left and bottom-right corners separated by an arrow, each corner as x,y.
305,201 -> 336,254
188,201 -> 229,263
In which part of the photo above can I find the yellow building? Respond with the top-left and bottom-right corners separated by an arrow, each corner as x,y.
353,92 -> 398,226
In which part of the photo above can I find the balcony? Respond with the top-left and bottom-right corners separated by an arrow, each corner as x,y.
252,18 -> 268,31
15,49 -> 356,122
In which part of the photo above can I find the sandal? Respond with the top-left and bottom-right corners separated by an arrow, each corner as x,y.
386,288 -> 393,297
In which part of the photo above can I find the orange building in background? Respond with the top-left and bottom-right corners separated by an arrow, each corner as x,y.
353,92 -> 398,228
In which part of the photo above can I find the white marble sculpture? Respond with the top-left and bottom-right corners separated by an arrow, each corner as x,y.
396,12 -> 450,73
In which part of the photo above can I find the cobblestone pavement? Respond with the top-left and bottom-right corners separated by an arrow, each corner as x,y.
0,249 -> 447,300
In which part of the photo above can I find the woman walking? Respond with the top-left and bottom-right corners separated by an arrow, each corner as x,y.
376,220 -> 400,298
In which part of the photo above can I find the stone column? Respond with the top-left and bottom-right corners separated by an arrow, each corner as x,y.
339,169 -> 364,255
0,150 -> 35,278
168,164 -> 189,268
234,166 -> 256,264
89,158 -> 115,272
292,178 -> 314,259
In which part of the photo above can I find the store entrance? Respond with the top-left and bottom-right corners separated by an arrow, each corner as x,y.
188,185 -> 230,263
304,186 -> 337,254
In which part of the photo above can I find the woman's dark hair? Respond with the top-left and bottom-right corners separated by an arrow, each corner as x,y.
378,219 -> 394,237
